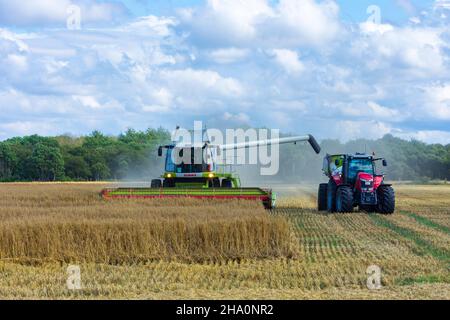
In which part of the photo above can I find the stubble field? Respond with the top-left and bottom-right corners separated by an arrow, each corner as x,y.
0,183 -> 449,299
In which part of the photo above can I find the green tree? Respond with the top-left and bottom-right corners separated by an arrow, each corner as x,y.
64,155 -> 91,180
91,162 -> 110,181
0,143 -> 16,180
27,143 -> 65,181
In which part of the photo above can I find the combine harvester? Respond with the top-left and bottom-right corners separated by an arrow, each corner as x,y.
102,129 -> 321,209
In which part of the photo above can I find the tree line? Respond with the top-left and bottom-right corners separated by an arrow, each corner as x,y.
0,128 -> 170,182
270,134 -> 450,182
0,129 -> 448,182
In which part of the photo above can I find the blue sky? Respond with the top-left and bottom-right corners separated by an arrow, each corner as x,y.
118,0 -> 432,21
120,0 -> 434,23
0,0 -> 450,143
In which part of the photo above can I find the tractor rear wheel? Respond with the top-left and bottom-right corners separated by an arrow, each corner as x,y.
376,185 -> 395,214
336,186 -> 353,213
327,180 -> 337,213
222,179 -> 232,188
151,179 -> 162,188
318,183 -> 327,211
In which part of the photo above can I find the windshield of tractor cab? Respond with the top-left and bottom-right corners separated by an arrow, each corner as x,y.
348,158 -> 374,181
165,148 -> 207,173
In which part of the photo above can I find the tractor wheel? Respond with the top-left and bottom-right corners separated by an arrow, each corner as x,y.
376,186 -> 395,214
163,179 -> 175,188
151,179 -> 162,188
317,183 -> 328,211
336,186 -> 353,213
209,178 -> 220,188
327,180 -> 337,213
222,179 -> 233,188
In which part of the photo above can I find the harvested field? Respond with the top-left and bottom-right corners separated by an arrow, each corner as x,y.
0,183 -> 449,299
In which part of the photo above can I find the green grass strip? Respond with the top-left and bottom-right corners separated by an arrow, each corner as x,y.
369,214 -> 450,264
395,274 -> 449,286
400,211 -> 450,236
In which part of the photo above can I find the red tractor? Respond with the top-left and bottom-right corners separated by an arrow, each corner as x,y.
318,153 -> 395,214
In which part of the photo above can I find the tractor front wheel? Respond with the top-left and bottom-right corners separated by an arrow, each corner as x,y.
336,186 -> 353,213
377,186 -> 395,214
318,183 -> 327,211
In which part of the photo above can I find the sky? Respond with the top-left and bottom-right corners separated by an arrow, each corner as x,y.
0,0 -> 450,143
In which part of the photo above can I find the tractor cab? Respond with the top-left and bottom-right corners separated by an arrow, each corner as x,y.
323,153 -> 386,185
347,154 -> 377,184
156,144 -> 226,188
162,144 -> 217,174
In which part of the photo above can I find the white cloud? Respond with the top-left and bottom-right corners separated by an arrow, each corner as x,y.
366,101 -> 401,118
0,1 -> 449,144
73,95 -> 101,109
180,0 -> 341,48
122,15 -> 177,37
223,112 -> 250,123
409,17 -> 421,24
270,49 -> 304,74
422,84 -> 450,119
0,29 -> 29,52
434,0 -> 450,10
5,54 -> 28,72
399,130 -> 450,144
0,0 -> 128,26
333,120 -> 393,141
160,68 -> 244,98
0,16 -> 250,135
338,101 -> 401,120
208,48 -> 250,64
142,105 -> 170,113
0,121 -> 56,138
359,22 -> 394,35
270,0 -> 341,47
179,0 -> 273,46
396,0 -> 416,14
353,26 -> 446,76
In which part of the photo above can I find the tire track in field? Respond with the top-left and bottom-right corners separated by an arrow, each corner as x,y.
281,207 -> 440,287
278,208 -> 368,288
369,214 -> 450,266
400,211 -> 450,236
277,191 -> 450,288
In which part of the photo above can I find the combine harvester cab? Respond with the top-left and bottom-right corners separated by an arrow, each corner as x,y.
317,153 -> 395,214
102,132 -> 321,210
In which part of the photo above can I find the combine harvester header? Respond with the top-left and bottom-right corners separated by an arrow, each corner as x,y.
102,129 -> 321,209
